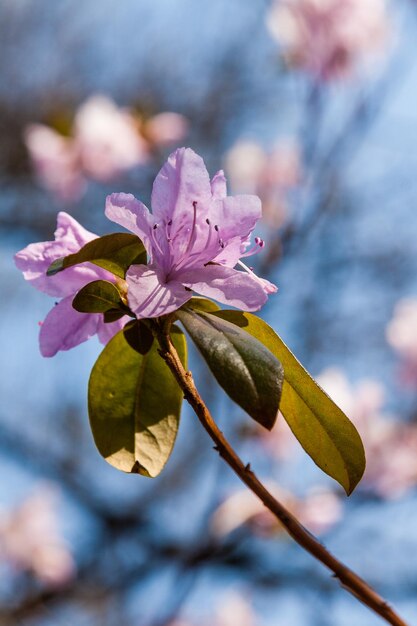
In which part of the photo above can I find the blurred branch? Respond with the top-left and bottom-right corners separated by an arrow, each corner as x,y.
262,41 -> 415,272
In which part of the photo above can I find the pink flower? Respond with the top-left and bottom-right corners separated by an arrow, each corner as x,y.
0,488 -> 75,586
14,212 -> 129,356
267,0 -> 390,81
144,112 -> 189,147
24,124 -> 85,203
24,95 -> 150,202
317,368 -> 417,498
74,95 -> 149,182
226,140 -> 301,228
386,298 -> 417,386
211,484 -> 341,537
105,147 -> 277,319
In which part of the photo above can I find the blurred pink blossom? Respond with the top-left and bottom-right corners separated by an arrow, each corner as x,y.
225,140 -> 301,227
213,594 -> 257,626
317,368 -> 417,498
74,95 -> 149,182
242,414 -> 297,461
386,298 -> 417,386
144,112 -> 189,147
24,124 -> 85,203
169,594 -> 257,626
211,483 -> 342,537
0,487 -> 75,586
267,0 -> 390,81
24,95 -> 188,203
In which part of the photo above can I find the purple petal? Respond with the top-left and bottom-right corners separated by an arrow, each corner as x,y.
15,212 -> 101,297
211,236 -> 244,268
212,195 -> 261,244
258,277 -> 278,295
211,170 -> 227,199
151,148 -> 212,227
39,296 -> 101,357
126,265 -> 192,319
55,211 -> 97,248
179,264 -> 268,311
105,193 -> 155,258
97,316 -> 129,344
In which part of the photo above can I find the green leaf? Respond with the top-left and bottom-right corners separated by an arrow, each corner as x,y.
177,308 -> 283,430
103,309 -> 127,324
47,233 -> 146,279
123,320 -> 154,355
72,280 -> 126,314
88,325 -> 187,477
212,311 -> 365,495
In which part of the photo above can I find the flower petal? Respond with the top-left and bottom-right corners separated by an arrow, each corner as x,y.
39,296 -> 101,357
211,236 -> 244,268
151,147 -> 212,227
97,316 -> 129,345
105,192 -> 155,257
14,212 -> 101,297
180,264 -> 268,311
212,195 -> 261,244
126,265 -> 192,319
211,170 -> 227,199
258,277 -> 278,295
55,211 -> 97,248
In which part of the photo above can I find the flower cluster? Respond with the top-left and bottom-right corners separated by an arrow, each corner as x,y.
25,95 -> 188,202
267,0 -> 390,81
15,212 -> 130,357
15,148 -> 276,356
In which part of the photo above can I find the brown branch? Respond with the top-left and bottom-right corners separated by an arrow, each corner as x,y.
155,319 -> 409,626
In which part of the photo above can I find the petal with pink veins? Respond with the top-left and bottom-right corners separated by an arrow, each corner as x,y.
126,265 -> 192,319
151,148 -> 212,229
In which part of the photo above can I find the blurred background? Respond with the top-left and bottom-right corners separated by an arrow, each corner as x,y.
1,0 -> 417,624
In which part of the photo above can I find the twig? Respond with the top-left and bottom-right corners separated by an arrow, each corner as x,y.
155,319 -> 409,626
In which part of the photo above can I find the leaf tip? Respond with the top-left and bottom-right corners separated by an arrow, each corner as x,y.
130,460 -> 155,477
345,450 -> 366,496
46,258 -> 65,276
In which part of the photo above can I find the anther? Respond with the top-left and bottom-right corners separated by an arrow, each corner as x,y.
214,224 -> 219,232
153,224 -> 158,230
206,218 -> 210,225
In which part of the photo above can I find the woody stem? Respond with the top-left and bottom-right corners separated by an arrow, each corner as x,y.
154,319 -> 408,626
